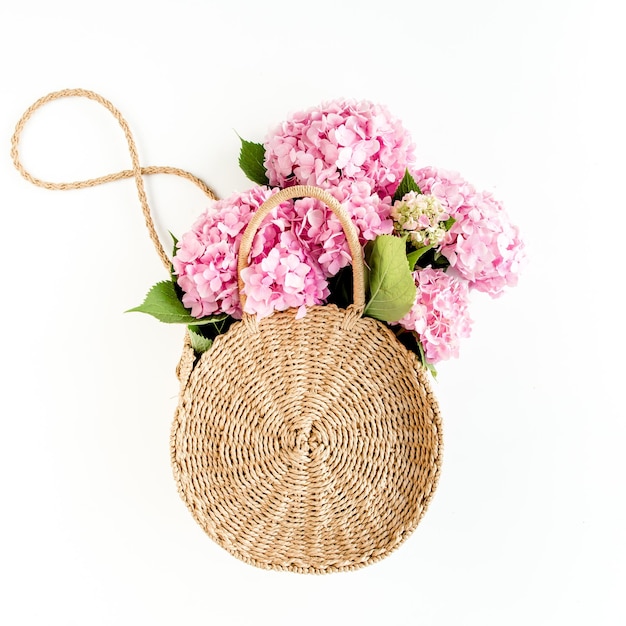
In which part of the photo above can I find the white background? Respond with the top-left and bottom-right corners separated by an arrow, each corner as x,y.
1,1 -> 624,624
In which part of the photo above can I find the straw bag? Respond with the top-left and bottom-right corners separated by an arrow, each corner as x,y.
172,185 -> 443,573
12,90 -> 443,575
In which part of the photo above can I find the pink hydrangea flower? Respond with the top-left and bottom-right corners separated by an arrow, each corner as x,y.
240,231 -> 329,319
396,267 -> 472,363
412,166 -> 477,214
442,190 -> 526,297
172,186 -> 290,319
264,99 -> 415,198
173,185 -> 338,320
412,166 -> 526,297
292,180 -> 394,276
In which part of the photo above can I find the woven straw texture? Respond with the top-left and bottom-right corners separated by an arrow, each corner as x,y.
172,307 -> 442,573
171,186 -> 443,574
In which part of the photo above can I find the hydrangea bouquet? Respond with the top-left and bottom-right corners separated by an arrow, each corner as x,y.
130,99 -> 525,375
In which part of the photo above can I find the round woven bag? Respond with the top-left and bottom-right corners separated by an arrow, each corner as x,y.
10,91 -> 443,574
171,185 -> 443,573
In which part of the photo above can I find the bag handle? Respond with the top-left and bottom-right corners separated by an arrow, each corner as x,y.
237,185 -> 366,312
10,88 -> 218,270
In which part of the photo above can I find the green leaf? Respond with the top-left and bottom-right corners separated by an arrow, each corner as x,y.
363,235 -> 417,322
187,325 -> 213,353
169,231 -> 179,255
126,281 -> 226,325
416,338 -> 438,378
443,217 -> 456,231
407,244 -> 434,270
169,232 -> 180,282
238,137 -> 269,185
392,169 -> 422,203
432,249 -> 451,270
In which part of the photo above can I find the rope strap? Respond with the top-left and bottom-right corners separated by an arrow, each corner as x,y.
11,88 -> 218,270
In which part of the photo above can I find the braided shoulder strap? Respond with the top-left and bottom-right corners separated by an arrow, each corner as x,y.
11,88 -> 218,270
